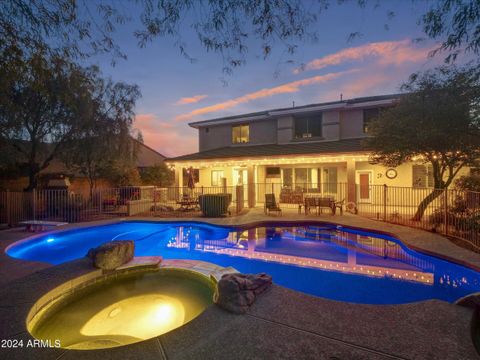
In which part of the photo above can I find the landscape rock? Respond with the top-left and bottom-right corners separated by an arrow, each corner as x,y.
455,292 -> 480,309
87,240 -> 135,270
214,273 -> 272,314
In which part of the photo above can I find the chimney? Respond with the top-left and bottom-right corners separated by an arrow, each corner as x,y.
340,93 -> 343,101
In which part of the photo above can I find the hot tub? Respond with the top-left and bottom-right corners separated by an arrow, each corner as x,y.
27,268 -> 215,350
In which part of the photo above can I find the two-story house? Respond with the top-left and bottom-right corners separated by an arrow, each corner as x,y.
167,94 -> 469,207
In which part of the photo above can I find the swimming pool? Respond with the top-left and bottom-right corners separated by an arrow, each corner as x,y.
6,221 -> 480,304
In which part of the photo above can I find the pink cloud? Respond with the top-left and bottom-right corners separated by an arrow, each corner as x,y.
320,73 -> 393,102
175,70 -> 357,121
175,94 -> 208,105
295,39 -> 434,74
134,113 -> 197,156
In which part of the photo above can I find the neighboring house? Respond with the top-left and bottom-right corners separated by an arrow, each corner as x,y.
167,94 -> 473,206
0,137 -> 166,194
133,138 -> 167,172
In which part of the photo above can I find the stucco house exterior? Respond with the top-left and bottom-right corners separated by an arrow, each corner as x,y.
167,94 -> 471,208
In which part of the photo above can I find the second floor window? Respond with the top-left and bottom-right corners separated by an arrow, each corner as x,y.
363,108 -> 380,133
232,124 -> 249,144
294,115 -> 322,139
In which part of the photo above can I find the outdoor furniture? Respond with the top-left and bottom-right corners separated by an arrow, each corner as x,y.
334,199 -> 345,215
176,194 -> 199,211
264,194 -> 282,215
19,220 -> 68,232
304,197 -> 336,215
304,197 -> 318,215
279,187 -> 304,204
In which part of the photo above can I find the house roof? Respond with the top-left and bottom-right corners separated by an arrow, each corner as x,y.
132,138 -> 166,167
188,93 -> 402,128
167,137 -> 370,162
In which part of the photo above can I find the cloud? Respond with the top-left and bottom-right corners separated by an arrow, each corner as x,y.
175,70 -> 357,121
295,39 -> 434,74
320,73 -> 393,102
134,113 -> 197,156
175,94 -> 208,105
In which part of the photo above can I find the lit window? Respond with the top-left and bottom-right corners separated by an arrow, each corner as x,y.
363,108 -> 380,133
211,170 -> 225,186
412,165 -> 434,188
294,115 -> 322,139
232,124 -> 249,144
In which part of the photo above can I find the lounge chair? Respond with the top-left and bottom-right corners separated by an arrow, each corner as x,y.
264,194 -> 282,215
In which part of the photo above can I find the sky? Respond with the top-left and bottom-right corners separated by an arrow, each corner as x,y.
88,1 -> 458,158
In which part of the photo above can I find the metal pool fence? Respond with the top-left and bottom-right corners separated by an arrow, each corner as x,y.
0,185 -> 245,225
0,183 -> 479,249
355,185 -> 480,248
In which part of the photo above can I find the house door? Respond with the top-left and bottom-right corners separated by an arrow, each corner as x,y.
356,171 -> 372,203
233,169 -> 248,202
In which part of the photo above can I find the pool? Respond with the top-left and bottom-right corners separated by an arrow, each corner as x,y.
7,220 -> 480,304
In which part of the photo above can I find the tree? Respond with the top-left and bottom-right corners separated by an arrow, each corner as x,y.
0,49 -> 91,190
63,66 -> 141,198
366,65 -> 480,221
0,49 -> 140,190
140,164 -> 174,187
1,1 -> 478,74
103,159 -> 142,187
422,0 -> 480,63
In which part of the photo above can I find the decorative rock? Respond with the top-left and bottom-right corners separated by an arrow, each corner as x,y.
214,273 -> 272,314
455,292 -> 480,309
87,240 -> 135,270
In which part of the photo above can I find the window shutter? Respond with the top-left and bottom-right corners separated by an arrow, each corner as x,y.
412,165 -> 426,188
426,165 -> 435,188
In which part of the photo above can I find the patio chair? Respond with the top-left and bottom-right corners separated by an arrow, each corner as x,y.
304,197 -> 318,215
334,199 -> 345,215
317,197 -> 335,215
264,194 -> 282,215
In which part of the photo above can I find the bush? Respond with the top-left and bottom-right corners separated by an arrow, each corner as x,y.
198,194 -> 232,217
429,193 -> 480,233
455,174 -> 480,192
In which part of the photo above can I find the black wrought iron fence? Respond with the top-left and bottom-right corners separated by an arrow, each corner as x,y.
0,185 -> 242,225
1,183 -> 479,249
355,185 -> 480,248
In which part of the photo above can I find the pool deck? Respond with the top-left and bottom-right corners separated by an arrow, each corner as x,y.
1,209 -> 480,359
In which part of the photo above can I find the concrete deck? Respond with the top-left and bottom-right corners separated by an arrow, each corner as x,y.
1,209 -> 480,359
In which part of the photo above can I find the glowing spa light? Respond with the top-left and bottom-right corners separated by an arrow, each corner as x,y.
46,238 -> 55,243
79,294 -> 185,345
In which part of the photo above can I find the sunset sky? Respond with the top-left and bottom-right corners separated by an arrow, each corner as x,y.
90,1 -> 464,157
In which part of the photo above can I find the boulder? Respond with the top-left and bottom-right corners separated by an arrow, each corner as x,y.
455,292 -> 480,309
214,273 -> 272,314
87,240 -> 135,270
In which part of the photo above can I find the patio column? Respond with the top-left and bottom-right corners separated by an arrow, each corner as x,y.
175,166 -> 183,188
175,166 -> 184,201
346,159 -> 356,204
247,165 -> 256,208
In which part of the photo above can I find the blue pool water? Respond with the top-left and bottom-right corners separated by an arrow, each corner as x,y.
6,221 -> 480,304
